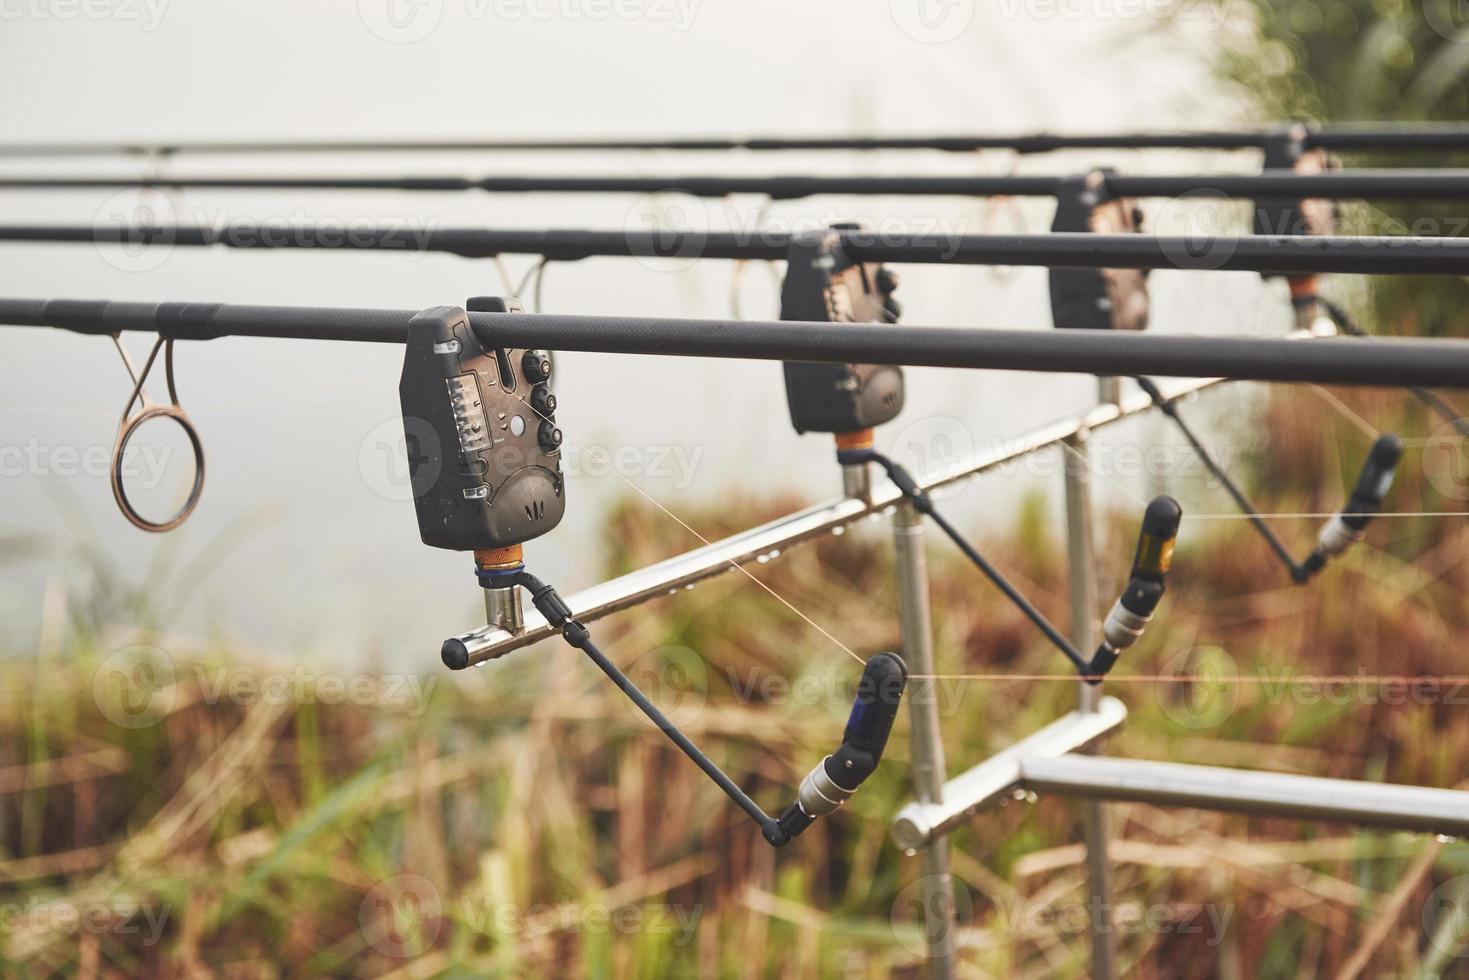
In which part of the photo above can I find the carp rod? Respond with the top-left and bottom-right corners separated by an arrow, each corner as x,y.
9,170 -> 1469,201
4,123 -> 1469,157
4,297 -> 1469,388
6,225 -> 1469,277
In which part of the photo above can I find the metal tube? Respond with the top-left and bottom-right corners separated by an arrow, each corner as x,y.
840,461 -> 872,503
5,300 -> 1461,387
889,697 -> 1129,851
10,225 -> 1469,276
482,586 -> 524,634
1019,755 -> 1469,838
441,492 -> 871,668
1063,428 -> 1101,662
10,170 -> 1469,200
440,373 -> 1228,668
1062,426 -> 1114,980
893,500 -> 958,979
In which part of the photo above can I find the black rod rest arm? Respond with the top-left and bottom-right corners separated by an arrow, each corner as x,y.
1134,377 -> 1403,584
1297,434 -> 1405,580
839,447 -> 1180,684
1087,496 -> 1182,682
508,570 -> 907,847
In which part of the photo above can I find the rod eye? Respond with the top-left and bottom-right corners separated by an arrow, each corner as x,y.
111,406 -> 205,533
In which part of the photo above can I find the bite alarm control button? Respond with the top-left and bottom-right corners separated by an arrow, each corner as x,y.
522,351 -> 552,384
530,385 -> 557,418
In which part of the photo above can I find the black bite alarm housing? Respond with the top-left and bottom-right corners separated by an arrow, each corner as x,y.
779,226 -> 904,435
399,297 -> 565,552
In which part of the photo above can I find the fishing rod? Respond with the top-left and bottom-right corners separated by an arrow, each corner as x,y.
7,291 -> 1464,531
8,170 -> 1469,200
4,122 -> 1469,156
7,224 -> 1469,276
4,298 -> 1467,387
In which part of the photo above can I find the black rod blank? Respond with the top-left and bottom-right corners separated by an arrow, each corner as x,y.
4,124 -> 1469,156
8,170 -> 1469,200
4,297 -> 1469,388
7,225 -> 1469,276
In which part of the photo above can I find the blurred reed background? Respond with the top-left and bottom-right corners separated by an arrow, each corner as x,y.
4,382 -> 1468,976
4,0 -> 1469,975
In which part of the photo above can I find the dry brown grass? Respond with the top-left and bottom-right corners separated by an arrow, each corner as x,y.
1,383 -> 1466,977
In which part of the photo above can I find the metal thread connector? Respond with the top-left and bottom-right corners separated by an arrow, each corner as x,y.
475,544 -> 526,633
834,430 -> 875,502
796,757 -> 857,818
